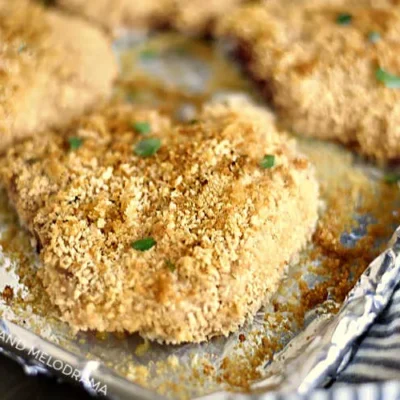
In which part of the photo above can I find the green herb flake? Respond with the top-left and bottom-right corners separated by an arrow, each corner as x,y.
336,13 -> 352,25
368,31 -> 381,43
131,237 -> 156,252
17,43 -> 27,53
133,121 -> 151,135
189,119 -> 199,125
68,137 -> 83,151
134,138 -> 161,157
383,173 -> 400,184
376,67 -> 400,88
140,49 -> 157,60
260,155 -> 276,169
165,259 -> 176,272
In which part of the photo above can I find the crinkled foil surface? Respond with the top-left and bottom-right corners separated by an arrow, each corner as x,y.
1,32 -> 400,400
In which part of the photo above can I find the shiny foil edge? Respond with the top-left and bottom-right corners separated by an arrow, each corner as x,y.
1,226 -> 400,399
0,319 -> 165,400
198,226 -> 400,399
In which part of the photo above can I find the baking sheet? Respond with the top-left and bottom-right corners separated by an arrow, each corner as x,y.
1,32 -> 400,399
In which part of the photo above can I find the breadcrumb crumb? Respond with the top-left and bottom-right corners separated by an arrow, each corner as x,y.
217,0 -> 400,161
52,0 -> 247,36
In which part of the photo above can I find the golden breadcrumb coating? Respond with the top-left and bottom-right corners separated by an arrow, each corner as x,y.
0,101 -> 319,343
218,0 -> 400,161
52,0 -> 246,35
0,0 -> 117,152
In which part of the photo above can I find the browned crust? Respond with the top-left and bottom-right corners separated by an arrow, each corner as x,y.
50,0 -> 247,36
217,0 -> 400,162
0,100 -> 319,343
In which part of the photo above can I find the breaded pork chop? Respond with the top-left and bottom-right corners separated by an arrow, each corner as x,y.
0,0 -> 117,152
0,101 -> 319,343
218,0 -> 400,161
51,0 -> 246,36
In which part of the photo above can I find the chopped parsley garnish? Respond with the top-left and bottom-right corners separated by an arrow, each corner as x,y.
133,121 -> 151,135
336,13 -> 352,25
260,155 -> 276,169
140,49 -> 157,60
383,173 -> 400,184
18,43 -> 27,53
189,119 -> 199,125
376,67 -> 400,88
134,138 -> 161,157
68,137 -> 83,151
368,31 -> 381,43
131,237 -> 156,251
165,259 -> 176,272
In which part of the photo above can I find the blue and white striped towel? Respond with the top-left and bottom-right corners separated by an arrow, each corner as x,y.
264,282 -> 400,400
336,282 -> 400,385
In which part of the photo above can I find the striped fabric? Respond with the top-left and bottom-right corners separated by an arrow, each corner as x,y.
258,381 -> 400,400
257,282 -> 400,400
208,285 -> 400,400
337,282 -> 400,384
217,381 -> 400,400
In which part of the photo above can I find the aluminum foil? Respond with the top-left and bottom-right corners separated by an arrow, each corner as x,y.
1,32 -> 400,400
